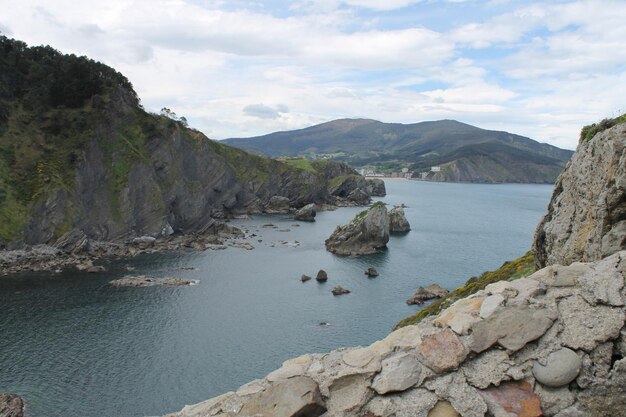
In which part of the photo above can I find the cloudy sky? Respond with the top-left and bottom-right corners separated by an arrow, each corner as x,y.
1,0 -> 625,149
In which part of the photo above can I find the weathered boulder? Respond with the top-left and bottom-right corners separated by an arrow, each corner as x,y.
418,329 -> 467,373
533,348 -> 582,387
407,284 -> 449,305
365,267 -> 379,277
533,122 -> 626,267
301,274 -> 312,282
365,178 -> 386,197
54,228 -> 90,254
266,196 -> 291,213
294,204 -> 317,222
389,206 -> 411,233
331,286 -> 350,296
480,381 -> 542,417
325,202 -> 389,256
372,352 -> 424,394
469,306 -> 557,353
0,394 -> 24,417
316,270 -> 328,282
131,235 -> 157,249
238,376 -> 326,417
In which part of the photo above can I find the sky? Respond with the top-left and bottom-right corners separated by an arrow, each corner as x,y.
1,0 -> 625,150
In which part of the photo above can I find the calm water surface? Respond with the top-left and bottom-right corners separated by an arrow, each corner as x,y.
0,180 -> 552,416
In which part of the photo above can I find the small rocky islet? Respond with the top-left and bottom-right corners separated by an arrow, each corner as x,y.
164,122 -> 626,417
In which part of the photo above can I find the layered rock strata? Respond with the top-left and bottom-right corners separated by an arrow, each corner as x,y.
534,122 -> 626,267
166,251 -> 626,417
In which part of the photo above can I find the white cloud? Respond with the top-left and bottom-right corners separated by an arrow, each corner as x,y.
2,0 -> 626,149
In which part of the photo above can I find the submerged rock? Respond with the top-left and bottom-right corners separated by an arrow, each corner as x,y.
389,206 -> 411,233
301,274 -> 312,282
294,204 -> 317,222
110,276 -> 196,287
331,286 -> 350,296
365,267 -> 379,277
407,284 -> 449,305
325,202 -> 389,256
0,393 -> 24,417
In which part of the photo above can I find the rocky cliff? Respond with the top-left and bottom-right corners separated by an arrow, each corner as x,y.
533,120 -> 626,267
166,252 -> 626,417
0,37 -> 380,249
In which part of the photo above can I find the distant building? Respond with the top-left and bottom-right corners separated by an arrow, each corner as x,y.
401,168 -> 409,173
430,166 -> 441,172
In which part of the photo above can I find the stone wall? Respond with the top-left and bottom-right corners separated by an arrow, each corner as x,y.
165,251 -> 626,417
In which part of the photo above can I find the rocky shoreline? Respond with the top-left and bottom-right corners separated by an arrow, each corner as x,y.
0,219 -> 243,276
0,201 -> 370,277
164,251 -> 626,417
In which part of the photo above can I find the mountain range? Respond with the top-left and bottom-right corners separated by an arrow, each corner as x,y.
224,119 -> 574,183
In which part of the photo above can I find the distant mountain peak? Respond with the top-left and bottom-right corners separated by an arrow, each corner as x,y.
223,119 -> 574,184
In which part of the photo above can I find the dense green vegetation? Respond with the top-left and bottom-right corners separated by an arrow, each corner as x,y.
394,251 -> 536,329
0,36 -> 140,241
579,112 -> 626,143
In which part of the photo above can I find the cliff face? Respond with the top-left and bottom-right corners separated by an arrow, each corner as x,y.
533,122 -> 626,267
11,90 -> 374,247
0,37 -> 381,248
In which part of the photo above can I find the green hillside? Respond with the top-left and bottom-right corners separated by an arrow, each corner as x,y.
224,118 -> 573,183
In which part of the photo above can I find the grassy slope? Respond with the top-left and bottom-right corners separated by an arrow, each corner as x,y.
394,252 -> 536,329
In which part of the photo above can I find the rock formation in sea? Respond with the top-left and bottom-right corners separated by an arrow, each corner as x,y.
406,284 -> 449,305
388,206 -> 411,233
533,121 -> 626,267
165,251 -> 626,417
294,204 -> 317,222
164,119 -> 626,417
325,202 -> 390,256
0,37 -> 379,267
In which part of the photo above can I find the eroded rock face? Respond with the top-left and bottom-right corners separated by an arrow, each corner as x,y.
325,203 -> 389,256
294,204 -> 316,222
533,123 -> 626,267
165,252 -> 626,417
389,206 -> 411,233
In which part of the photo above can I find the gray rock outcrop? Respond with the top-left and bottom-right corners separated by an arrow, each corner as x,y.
331,286 -> 350,296
315,270 -> 328,282
0,394 -> 24,417
365,178 -> 386,197
325,202 -> 389,256
407,284 -> 449,305
365,267 -> 379,277
533,122 -> 626,267
165,252 -> 626,417
389,206 -> 411,233
294,204 -> 316,222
